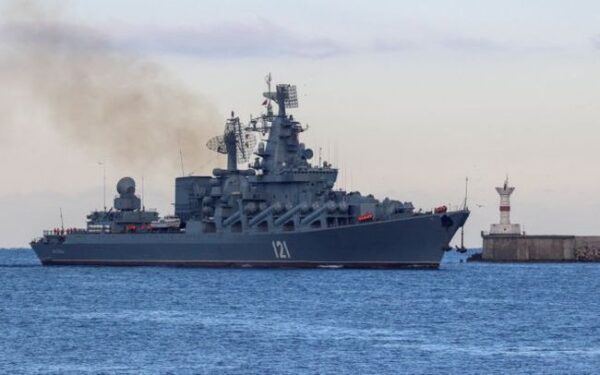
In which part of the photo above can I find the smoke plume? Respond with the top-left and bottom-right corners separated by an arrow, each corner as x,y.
0,0 -> 221,171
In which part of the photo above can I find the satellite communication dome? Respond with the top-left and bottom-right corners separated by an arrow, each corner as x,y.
116,177 -> 136,195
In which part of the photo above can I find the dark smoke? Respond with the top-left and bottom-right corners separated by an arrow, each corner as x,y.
0,0 -> 221,171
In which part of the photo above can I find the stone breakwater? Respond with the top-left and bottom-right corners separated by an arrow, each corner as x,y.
574,237 -> 600,261
477,234 -> 600,262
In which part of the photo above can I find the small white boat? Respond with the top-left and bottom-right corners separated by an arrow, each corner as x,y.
150,215 -> 181,230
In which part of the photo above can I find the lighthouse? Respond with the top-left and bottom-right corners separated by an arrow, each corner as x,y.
490,177 -> 522,235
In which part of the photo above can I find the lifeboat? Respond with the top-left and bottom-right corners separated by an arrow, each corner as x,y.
150,215 -> 181,230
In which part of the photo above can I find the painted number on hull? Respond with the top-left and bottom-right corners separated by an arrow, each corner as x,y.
272,241 -> 292,259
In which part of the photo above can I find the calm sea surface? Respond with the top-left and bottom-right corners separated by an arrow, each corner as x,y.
1,249 -> 599,374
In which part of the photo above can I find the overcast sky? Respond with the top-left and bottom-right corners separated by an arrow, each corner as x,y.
1,0 -> 599,247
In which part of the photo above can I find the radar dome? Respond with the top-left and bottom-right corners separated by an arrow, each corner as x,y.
303,148 -> 314,160
116,177 -> 136,195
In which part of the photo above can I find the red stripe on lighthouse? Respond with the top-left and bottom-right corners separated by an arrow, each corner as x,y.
500,206 -> 510,212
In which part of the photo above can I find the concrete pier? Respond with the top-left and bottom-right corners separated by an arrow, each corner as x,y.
480,234 -> 600,262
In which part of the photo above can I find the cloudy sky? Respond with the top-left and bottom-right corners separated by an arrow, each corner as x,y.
1,0 -> 599,247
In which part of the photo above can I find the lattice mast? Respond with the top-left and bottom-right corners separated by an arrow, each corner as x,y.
206,112 -> 257,172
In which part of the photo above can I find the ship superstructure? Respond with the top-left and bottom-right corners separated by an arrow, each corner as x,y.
31,77 -> 469,268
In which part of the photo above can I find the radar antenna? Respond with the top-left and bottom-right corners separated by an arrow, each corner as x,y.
207,112 -> 257,171
263,79 -> 299,117
281,84 -> 298,109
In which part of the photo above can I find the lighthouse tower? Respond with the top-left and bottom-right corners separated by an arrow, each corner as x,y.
490,177 -> 522,235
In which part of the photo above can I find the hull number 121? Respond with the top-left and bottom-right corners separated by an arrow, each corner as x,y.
272,241 -> 292,259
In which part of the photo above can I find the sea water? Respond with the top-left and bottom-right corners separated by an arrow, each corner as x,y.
1,249 -> 599,374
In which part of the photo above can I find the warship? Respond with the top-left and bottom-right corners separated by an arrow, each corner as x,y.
31,77 -> 469,268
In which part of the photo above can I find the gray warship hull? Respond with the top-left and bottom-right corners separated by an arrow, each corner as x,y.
31,211 -> 468,268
